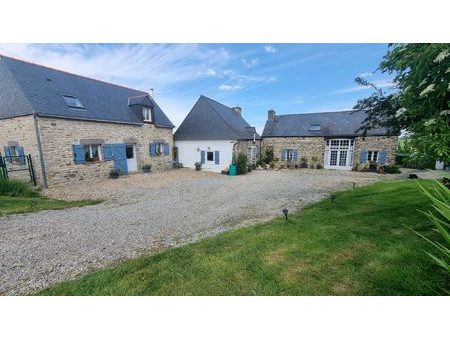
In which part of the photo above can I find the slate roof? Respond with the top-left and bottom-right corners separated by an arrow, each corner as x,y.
0,55 -> 174,128
174,95 -> 261,141
262,110 -> 389,137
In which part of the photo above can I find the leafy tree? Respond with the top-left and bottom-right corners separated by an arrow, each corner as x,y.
235,153 -> 248,175
354,44 -> 450,164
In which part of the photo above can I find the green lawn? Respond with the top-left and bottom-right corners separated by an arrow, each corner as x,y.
39,180 -> 449,295
0,196 -> 102,215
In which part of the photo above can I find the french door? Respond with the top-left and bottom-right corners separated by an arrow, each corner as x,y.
324,139 -> 354,170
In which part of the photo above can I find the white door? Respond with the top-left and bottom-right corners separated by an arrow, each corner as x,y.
324,139 -> 354,170
247,146 -> 257,165
125,144 -> 137,172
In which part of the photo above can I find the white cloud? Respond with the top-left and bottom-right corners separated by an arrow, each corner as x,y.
358,71 -> 374,77
334,80 -> 394,94
264,45 -> 277,54
0,43 -> 230,91
219,84 -> 244,91
203,68 -> 217,76
241,57 -> 259,68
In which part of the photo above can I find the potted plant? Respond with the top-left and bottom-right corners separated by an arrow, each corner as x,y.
369,161 -> 378,172
300,156 -> 308,168
142,164 -> 152,173
195,162 -> 201,171
109,169 -> 120,179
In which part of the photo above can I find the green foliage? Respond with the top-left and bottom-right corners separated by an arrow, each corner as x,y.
256,159 -> 265,167
411,181 -> 450,278
39,180 -> 450,296
0,196 -> 102,216
354,43 -> 450,164
381,165 -> 401,174
235,153 -> 248,175
0,179 -> 38,197
263,147 -> 274,164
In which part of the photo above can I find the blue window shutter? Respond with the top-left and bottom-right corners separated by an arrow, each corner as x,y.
149,143 -> 156,157
72,144 -> 85,164
103,144 -> 113,161
16,146 -> 25,164
214,151 -> 220,165
200,150 -> 205,164
164,143 -> 170,155
281,149 -> 287,161
379,150 -> 387,164
360,149 -> 368,164
293,150 -> 299,161
3,146 -> 12,163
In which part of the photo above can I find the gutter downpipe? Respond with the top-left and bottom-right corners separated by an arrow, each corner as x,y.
33,113 -> 48,189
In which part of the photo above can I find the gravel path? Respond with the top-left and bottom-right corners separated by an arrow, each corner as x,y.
0,168 -> 444,295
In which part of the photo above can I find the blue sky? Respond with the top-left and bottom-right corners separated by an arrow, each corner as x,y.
0,43 -> 392,133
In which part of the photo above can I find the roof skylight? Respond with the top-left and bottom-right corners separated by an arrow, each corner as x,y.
309,123 -> 321,131
62,94 -> 85,109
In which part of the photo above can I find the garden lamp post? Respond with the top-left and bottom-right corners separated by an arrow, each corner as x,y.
282,208 -> 289,219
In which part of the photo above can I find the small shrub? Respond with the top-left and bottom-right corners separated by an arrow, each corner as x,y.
316,163 -> 323,169
382,165 -> 401,174
263,147 -> 274,164
0,179 -> 38,197
195,162 -> 201,171
109,169 -> 120,179
247,165 -> 252,172
235,153 -> 248,175
269,161 -> 275,169
256,160 -> 265,167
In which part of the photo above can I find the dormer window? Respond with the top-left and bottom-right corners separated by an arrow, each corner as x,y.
143,107 -> 152,122
62,94 -> 85,109
309,123 -> 321,131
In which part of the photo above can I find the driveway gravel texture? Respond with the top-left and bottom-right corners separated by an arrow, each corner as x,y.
0,168 -> 442,295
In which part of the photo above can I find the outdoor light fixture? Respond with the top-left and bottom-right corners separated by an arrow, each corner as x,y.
282,208 -> 289,219
331,194 -> 336,203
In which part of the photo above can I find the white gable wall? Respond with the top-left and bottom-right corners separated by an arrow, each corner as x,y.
175,140 -> 235,173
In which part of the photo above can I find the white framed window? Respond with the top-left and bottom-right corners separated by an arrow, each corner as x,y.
286,149 -> 294,161
84,144 -> 102,162
143,107 -> 152,122
155,142 -> 164,156
206,151 -> 214,162
247,146 -> 257,164
368,151 -> 379,162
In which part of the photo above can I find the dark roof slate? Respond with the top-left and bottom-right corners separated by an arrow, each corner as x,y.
0,55 -> 174,128
262,110 -> 389,137
174,95 -> 261,141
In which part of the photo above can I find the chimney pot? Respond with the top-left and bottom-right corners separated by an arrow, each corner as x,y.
232,106 -> 242,116
268,109 -> 276,121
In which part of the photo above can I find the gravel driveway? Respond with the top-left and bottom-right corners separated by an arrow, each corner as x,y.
0,168 -> 441,295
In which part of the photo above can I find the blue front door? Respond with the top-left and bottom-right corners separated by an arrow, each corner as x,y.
112,143 -> 128,174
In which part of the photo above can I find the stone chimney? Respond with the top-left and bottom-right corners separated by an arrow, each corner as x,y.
232,106 -> 242,116
268,109 -> 276,121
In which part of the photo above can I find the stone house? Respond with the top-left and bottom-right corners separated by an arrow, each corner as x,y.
262,109 -> 398,170
0,55 -> 175,188
174,95 -> 261,172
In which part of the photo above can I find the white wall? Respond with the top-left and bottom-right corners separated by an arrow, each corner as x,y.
175,140 -> 235,172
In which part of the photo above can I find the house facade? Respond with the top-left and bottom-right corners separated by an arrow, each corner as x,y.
174,96 -> 261,172
0,55 -> 175,188
262,109 -> 398,170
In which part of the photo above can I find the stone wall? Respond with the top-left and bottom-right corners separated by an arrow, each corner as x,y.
37,117 -> 173,186
353,136 -> 398,166
263,135 -> 398,168
0,115 -> 43,184
234,139 -> 262,163
262,137 -> 325,166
